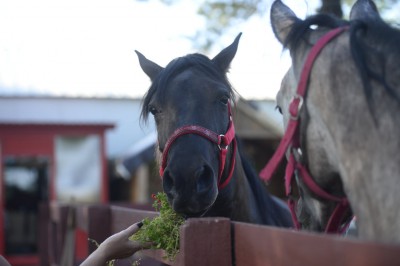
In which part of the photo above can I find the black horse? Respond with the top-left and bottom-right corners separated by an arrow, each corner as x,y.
136,34 -> 292,227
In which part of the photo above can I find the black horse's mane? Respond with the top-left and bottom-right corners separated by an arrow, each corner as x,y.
283,14 -> 348,50
284,13 -> 400,106
237,140 -> 292,227
140,53 -> 236,123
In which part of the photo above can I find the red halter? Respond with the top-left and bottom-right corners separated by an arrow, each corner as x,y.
159,103 -> 237,190
260,26 -> 352,233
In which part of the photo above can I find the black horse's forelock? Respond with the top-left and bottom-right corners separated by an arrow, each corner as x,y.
140,53 -> 236,124
284,13 -> 400,108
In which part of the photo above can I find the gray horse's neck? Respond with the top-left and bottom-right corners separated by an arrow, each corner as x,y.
338,104 -> 400,243
312,47 -> 400,242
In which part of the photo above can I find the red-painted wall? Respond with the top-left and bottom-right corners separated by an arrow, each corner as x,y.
0,123 -> 113,265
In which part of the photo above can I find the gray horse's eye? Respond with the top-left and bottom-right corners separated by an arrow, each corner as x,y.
275,105 -> 283,114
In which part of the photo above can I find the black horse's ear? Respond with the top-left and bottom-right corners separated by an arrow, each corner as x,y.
270,0 -> 299,45
350,0 -> 380,21
212,33 -> 242,73
135,50 -> 164,81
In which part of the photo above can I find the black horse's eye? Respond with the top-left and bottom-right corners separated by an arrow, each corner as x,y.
219,96 -> 229,105
275,105 -> 283,114
149,106 -> 160,115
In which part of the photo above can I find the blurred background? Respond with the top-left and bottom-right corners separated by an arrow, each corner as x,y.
0,0 -> 399,265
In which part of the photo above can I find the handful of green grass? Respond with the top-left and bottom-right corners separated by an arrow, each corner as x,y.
131,192 -> 184,261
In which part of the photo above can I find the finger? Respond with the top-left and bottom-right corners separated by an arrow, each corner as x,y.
123,221 -> 144,236
139,241 -> 154,249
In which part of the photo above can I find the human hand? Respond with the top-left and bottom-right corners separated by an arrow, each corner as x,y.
97,221 -> 151,261
81,221 -> 151,266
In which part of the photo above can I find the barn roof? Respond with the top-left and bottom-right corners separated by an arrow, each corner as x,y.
0,95 -> 155,158
235,98 -> 283,139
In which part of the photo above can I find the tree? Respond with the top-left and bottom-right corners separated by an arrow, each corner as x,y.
194,0 -> 345,50
147,0 -> 398,51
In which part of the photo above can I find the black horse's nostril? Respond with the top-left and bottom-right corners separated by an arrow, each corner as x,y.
195,165 -> 214,194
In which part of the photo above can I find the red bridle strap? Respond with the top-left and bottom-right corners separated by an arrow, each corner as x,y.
260,26 -> 351,233
159,103 -> 236,190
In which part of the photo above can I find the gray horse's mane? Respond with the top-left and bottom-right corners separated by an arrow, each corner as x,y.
284,13 -> 400,108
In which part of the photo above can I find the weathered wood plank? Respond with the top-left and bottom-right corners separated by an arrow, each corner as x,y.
86,205 -> 112,254
179,217 -> 231,266
233,222 -> 400,266
109,206 -> 158,234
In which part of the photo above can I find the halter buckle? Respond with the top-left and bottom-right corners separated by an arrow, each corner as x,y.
289,94 -> 304,120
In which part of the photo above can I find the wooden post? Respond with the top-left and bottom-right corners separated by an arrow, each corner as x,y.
48,203 -> 70,265
86,205 -> 112,254
141,217 -> 232,266
38,203 -> 50,266
131,164 -> 149,204
178,218 -> 232,266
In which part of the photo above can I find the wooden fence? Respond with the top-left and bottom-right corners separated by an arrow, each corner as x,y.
40,203 -> 400,266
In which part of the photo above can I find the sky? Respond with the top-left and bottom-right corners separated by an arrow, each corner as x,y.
0,0 -> 320,100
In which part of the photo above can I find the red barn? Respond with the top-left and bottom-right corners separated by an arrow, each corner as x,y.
0,95 -> 156,265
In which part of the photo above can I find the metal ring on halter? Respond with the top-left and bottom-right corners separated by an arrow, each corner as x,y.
289,94 -> 304,120
292,146 -> 303,163
218,134 -> 229,150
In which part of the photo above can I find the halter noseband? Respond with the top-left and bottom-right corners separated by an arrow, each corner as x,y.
260,26 -> 352,233
159,103 -> 237,190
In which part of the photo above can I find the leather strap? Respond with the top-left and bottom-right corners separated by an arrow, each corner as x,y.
260,26 -> 352,233
160,103 -> 236,190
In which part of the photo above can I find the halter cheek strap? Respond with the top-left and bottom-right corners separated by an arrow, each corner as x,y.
159,103 -> 237,190
260,26 -> 352,234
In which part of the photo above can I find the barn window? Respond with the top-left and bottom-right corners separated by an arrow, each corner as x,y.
55,135 -> 101,203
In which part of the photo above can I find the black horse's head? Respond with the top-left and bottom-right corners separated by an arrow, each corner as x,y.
137,34 -> 241,217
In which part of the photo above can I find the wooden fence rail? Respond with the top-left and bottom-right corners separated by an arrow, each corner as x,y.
233,222 -> 400,266
41,203 -> 400,266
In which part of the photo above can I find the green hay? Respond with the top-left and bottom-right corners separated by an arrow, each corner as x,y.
131,192 -> 184,261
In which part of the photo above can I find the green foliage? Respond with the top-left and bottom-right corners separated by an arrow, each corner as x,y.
194,0 -> 263,51
145,0 -> 400,50
131,192 -> 185,261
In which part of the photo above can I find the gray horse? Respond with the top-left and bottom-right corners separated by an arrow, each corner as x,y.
269,0 -> 400,243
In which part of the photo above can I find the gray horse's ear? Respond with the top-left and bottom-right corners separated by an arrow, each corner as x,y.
135,50 -> 164,81
350,0 -> 380,21
212,33 -> 242,73
270,0 -> 299,45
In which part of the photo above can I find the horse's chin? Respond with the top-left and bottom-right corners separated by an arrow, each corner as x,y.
181,208 -> 210,219
170,193 -> 217,219
173,199 -> 215,218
